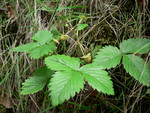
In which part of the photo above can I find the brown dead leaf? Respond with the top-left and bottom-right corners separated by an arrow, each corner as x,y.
7,6 -> 15,19
0,94 -> 13,109
31,102 -> 39,113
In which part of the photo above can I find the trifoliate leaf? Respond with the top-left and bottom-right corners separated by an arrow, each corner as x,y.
11,43 -> 39,53
21,66 -> 53,95
29,43 -> 56,59
32,30 -> 53,45
123,55 -> 150,86
80,63 -> 114,95
45,55 -> 80,71
120,38 -> 150,54
75,24 -> 88,31
12,41 -> 56,59
49,70 -> 85,106
94,46 -> 122,69
11,30 -> 56,58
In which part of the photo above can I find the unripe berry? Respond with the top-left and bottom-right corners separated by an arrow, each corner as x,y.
82,53 -> 91,63
60,35 -> 69,41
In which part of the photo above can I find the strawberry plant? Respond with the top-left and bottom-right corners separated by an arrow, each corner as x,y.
45,55 -> 114,106
20,54 -> 114,106
12,30 -> 57,59
12,28 -> 150,107
94,38 -> 150,86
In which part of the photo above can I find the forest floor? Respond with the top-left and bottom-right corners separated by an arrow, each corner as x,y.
0,0 -> 150,113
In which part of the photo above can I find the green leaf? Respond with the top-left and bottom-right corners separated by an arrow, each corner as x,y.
51,27 -> 61,39
91,44 -> 102,58
146,89 -> 150,94
80,63 -> 114,95
120,38 -> 150,54
94,46 -> 122,69
12,41 -> 56,59
32,30 -> 53,45
29,43 -> 56,59
123,55 -> 150,86
75,24 -> 88,31
21,66 -> 53,95
45,55 -> 115,106
45,55 -> 80,71
49,70 -> 85,106
11,30 -> 56,58
11,43 -> 39,53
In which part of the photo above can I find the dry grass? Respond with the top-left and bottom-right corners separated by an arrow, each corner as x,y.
0,0 -> 150,113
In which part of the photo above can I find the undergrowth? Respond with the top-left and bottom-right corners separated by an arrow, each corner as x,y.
0,0 -> 150,113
